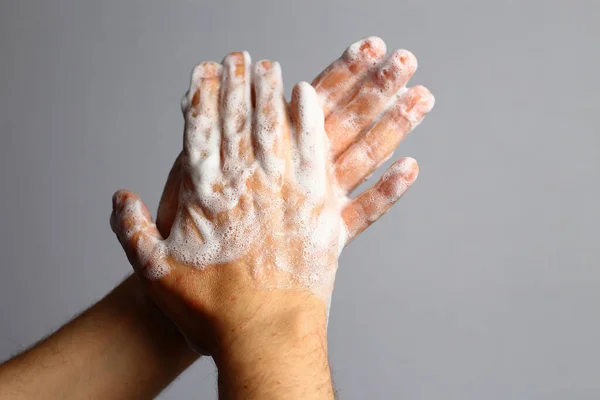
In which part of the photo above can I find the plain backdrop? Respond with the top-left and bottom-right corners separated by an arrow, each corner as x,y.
1,1 -> 599,399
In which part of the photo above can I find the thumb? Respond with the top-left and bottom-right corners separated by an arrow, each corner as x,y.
111,189 -> 170,280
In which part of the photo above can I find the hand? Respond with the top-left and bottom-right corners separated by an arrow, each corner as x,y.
155,37 -> 434,242
111,55 -> 338,352
111,39 -> 434,398
111,46 -> 432,349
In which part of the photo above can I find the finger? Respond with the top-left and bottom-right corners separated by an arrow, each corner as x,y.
220,51 -> 253,175
341,157 -> 418,242
156,152 -> 182,238
253,60 -> 289,182
335,85 -> 435,193
326,49 -> 418,158
312,36 -> 387,117
183,62 -> 222,171
111,190 -> 170,280
290,82 -> 328,198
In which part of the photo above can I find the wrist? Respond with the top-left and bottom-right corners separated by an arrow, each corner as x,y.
213,291 -> 328,356
213,293 -> 333,399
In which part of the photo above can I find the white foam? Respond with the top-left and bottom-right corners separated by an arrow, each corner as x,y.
149,71 -> 348,300
116,46 -> 432,306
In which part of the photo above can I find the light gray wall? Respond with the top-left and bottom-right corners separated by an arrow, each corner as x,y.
1,1 -> 599,398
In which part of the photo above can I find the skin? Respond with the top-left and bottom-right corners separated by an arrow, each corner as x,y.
0,37 -> 434,400
112,44 -> 433,398
0,277 -> 196,399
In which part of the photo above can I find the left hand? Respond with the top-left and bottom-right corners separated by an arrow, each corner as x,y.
155,38 -> 434,241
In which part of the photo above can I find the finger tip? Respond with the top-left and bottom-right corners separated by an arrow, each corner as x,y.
254,60 -> 283,80
394,86 -> 435,123
292,81 -> 314,99
364,36 -> 386,53
344,36 -> 387,63
222,51 -> 251,69
112,189 -> 144,214
112,189 -> 128,208
297,80 -> 312,89
255,59 -> 273,73
192,61 -> 222,81
412,85 -> 435,113
390,157 -> 419,182
390,49 -> 418,72
403,157 -> 419,179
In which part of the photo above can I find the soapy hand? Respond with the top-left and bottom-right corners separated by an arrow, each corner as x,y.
155,37 -> 434,241
111,39 -> 434,354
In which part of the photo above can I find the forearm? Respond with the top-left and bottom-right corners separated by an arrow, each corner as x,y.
213,300 -> 334,400
0,274 -> 198,399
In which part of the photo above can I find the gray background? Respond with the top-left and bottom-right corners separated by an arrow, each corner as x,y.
1,0 -> 599,398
